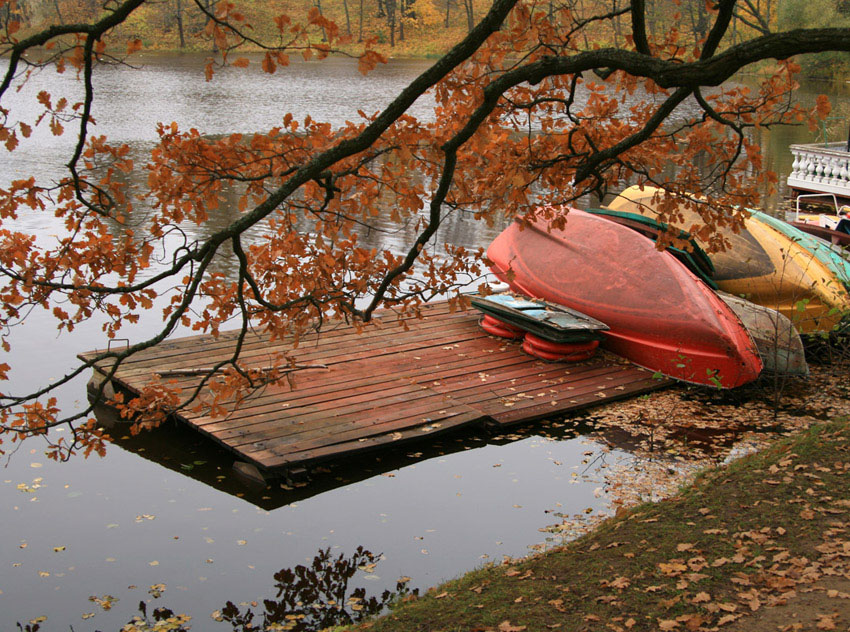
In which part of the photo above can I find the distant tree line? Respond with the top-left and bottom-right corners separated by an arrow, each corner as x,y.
6,0 -> 486,50
6,0 -> 850,72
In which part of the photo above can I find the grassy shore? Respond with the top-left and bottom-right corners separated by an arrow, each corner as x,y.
349,406 -> 850,631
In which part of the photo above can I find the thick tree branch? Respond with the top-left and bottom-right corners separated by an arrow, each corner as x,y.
701,0 -> 737,60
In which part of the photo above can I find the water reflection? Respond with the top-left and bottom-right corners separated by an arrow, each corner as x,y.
216,547 -> 416,632
18,546 -> 414,632
92,398 -> 595,511
92,387 -> 750,513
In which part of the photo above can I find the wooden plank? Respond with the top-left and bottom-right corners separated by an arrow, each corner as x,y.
229,384 -> 474,451
109,313 -> 488,379
245,397 -> 480,459
252,407 -> 483,468
489,375 -> 668,425
188,340 -> 530,432
79,301 -> 463,368
83,299 -> 670,473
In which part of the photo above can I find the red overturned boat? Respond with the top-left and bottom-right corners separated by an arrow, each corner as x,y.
487,209 -> 763,388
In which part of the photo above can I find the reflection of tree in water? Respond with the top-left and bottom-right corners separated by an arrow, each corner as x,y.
17,547 -> 413,632
218,546 -> 415,632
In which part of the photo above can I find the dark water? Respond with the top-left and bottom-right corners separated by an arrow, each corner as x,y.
0,53 -> 846,630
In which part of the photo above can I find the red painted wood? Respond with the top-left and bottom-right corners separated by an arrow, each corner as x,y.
82,302 -> 669,472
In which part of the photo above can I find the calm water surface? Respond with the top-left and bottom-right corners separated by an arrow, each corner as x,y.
0,53 -> 846,630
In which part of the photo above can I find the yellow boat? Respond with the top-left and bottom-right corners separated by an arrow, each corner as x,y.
606,185 -> 850,333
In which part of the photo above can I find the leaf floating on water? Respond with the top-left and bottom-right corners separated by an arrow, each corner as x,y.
89,595 -> 118,611
53,546 -> 65,552
149,560 -> 159,566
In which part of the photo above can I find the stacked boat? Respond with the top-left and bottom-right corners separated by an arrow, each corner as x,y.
607,186 -> 850,334
478,185 -> 850,388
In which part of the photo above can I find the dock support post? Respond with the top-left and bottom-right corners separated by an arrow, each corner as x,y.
232,461 -> 269,486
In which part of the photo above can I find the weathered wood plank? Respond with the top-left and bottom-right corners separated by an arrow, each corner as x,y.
82,301 -> 668,472
79,301 -> 462,369
106,314 -> 487,380
189,340 -> 529,432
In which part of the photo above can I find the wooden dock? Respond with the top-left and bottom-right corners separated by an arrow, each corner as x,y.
80,301 -> 666,476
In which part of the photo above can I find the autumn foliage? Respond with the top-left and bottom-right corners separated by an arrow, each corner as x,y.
0,0 -> 844,459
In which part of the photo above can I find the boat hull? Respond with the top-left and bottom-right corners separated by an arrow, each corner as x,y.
608,186 -> 850,333
751,211 -> 850,290
790,221 -> 850,247
486,210 -> 763,388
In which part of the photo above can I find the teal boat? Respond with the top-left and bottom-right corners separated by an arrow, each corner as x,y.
749,210 -> 850,291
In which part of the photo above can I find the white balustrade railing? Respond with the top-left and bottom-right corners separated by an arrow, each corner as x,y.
787,142 -> 850,198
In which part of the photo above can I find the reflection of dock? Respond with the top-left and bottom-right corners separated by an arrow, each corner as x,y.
80,301 -> 666,478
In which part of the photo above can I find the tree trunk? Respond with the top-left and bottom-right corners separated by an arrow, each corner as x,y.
358,0 -> 364,41
689,0 -> 709,46
444,0 -> 451,28
342,0 -> 352,36
53,0 -> 64,23
610,0 -> 621,46
463,0 -> 473,32
386,0 -> 396,45
175,0 -> 185,49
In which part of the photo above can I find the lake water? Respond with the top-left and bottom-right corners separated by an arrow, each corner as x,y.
0,52 -> 846,630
